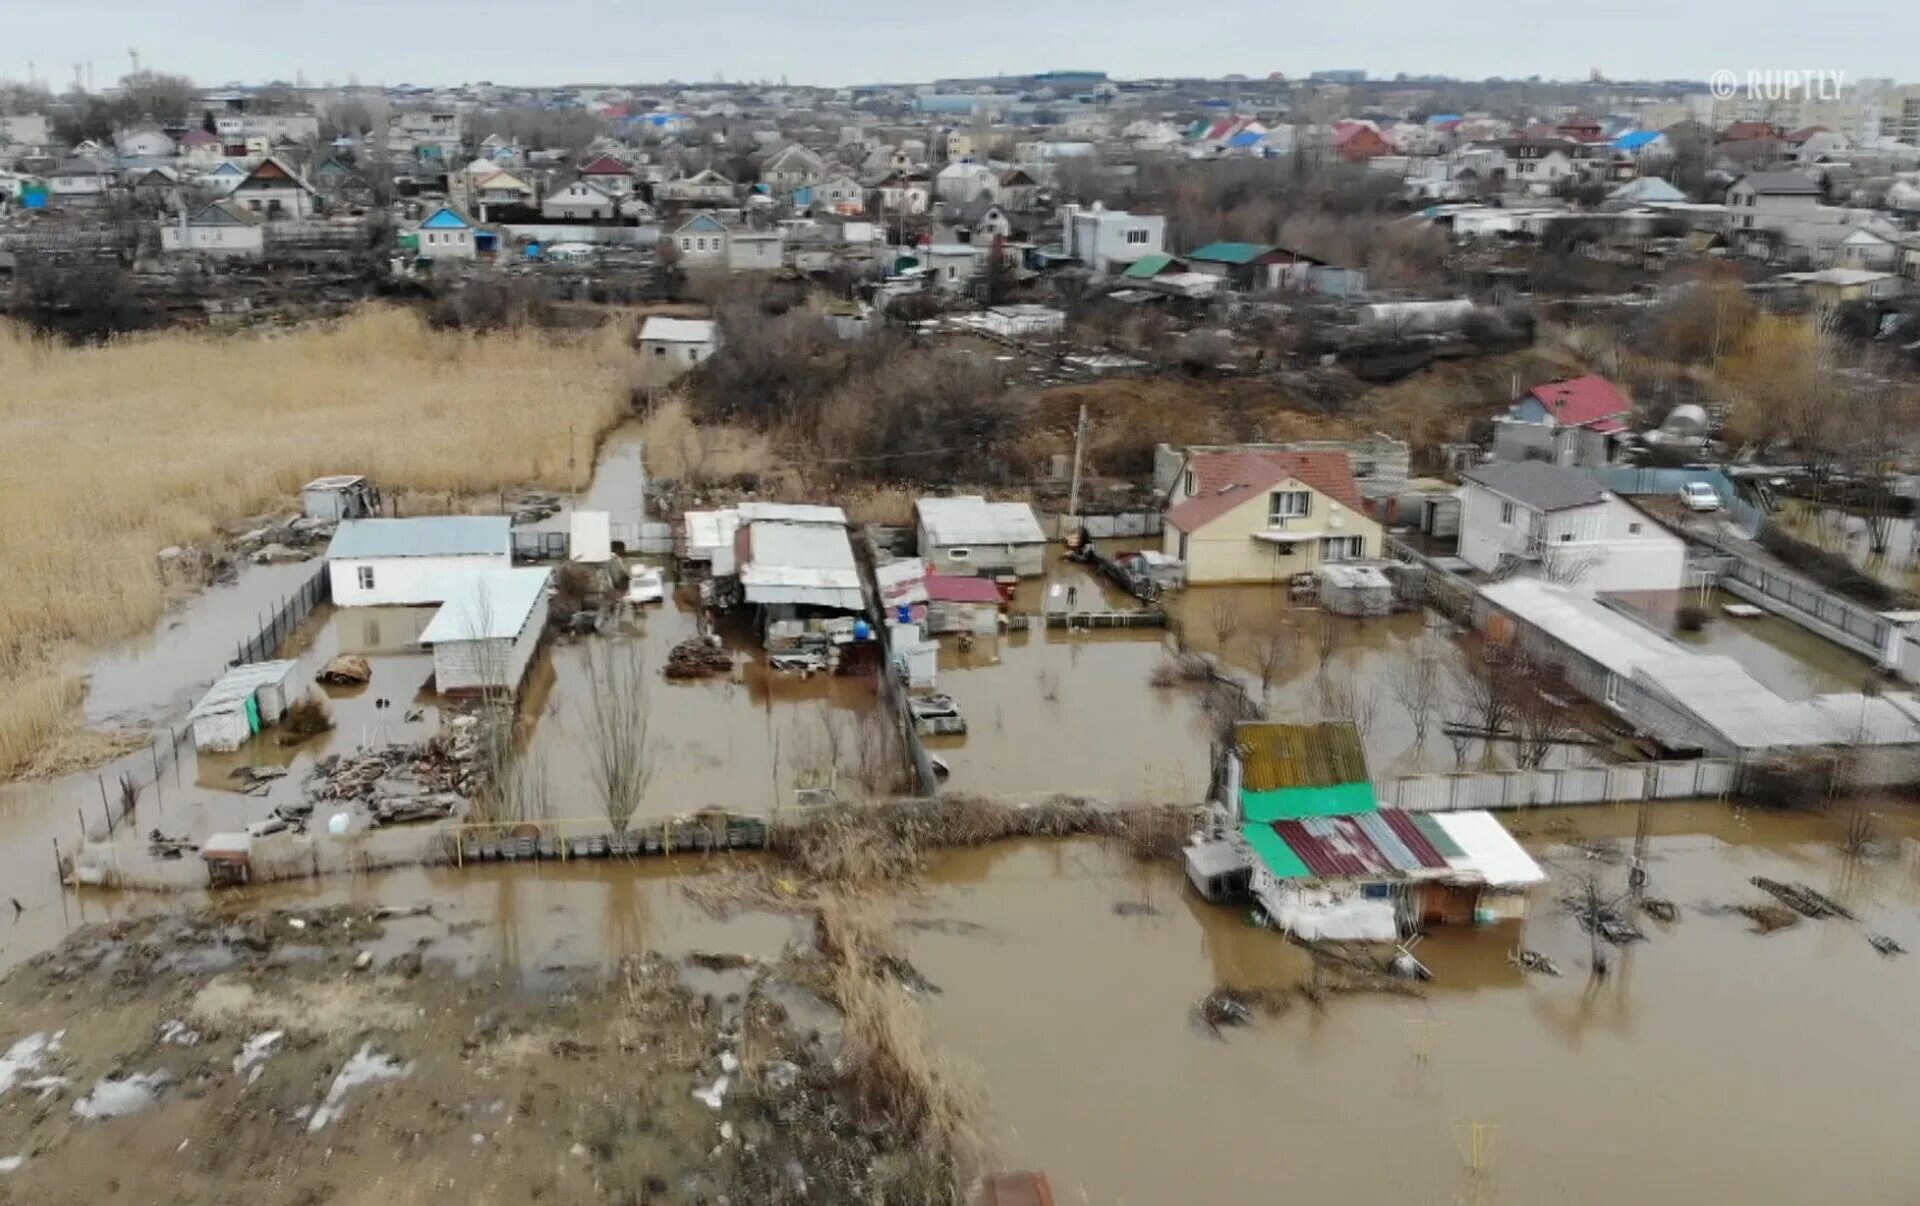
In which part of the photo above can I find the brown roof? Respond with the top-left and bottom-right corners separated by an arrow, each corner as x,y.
1165,450 -> 1365,533
1235,722 -> 1370,792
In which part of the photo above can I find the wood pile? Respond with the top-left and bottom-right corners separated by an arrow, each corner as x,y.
665,637 -> 733,679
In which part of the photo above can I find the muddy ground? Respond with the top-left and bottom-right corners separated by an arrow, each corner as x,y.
0,900 -> 929,1206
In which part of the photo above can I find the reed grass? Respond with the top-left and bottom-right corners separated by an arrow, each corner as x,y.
0,307 -> 635,779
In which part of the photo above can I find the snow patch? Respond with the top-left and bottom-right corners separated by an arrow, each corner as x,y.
73,1071 -> 169,1120
309,1044 -> 411,1132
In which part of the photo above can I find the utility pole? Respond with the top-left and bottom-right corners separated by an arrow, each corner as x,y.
1066,402 -> 1089,524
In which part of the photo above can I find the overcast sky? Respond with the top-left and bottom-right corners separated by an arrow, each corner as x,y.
8,0 -> 1914,89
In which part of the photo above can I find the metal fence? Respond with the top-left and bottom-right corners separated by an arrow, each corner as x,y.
1380,758 -> 1737,812
1716,552 -> 1893,663
234,565 -> 330,666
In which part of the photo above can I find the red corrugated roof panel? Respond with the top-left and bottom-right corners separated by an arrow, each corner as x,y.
925,574 -> 1004,604
1525,375 -> 1630,429
1272,810 -> 1449,880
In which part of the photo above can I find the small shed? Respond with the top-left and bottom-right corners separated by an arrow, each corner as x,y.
915,496 -> 1046,578
419,568 -> 552,696
301,475 -> 378,522
637,316 -> 717,384
189,660 -> 300,752
925,573 -> 1005,635
1315,563 -> 1393,617
681,509 -> 743,575
201,831 -> 255,888
569,510 -> 613,563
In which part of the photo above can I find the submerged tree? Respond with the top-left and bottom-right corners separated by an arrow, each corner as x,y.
583,641 -> 652,833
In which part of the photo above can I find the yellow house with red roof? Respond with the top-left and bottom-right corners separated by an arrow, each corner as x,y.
1161,450 -> 1381,584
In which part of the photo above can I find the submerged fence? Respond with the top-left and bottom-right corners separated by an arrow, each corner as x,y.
1380,758 -> 1737,812
234,565 -> 331,666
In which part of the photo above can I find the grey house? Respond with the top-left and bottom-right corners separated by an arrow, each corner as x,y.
915,496 -> 1047,578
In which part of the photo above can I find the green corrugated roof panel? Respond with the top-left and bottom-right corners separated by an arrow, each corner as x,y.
1241,781 -> 1378,823
1188,241 -> 1274,265
1122,253 -> 1174,279
1241,823 -> 1312,881
1411,813 -> 1464,860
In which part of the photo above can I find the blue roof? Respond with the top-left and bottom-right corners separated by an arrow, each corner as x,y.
1225,131 -> 1264,148
420,206 -> 474,230
326,517 -> 510,560
1427,113 -> 1462,125
1613,131 -> 1664,151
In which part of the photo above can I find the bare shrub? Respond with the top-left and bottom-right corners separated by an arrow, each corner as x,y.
279,695 -> 336,743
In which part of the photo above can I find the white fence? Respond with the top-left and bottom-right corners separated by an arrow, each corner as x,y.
1381,759 -> 1736,812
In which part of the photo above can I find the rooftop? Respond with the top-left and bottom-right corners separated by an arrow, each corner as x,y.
916,495 -> 1046,548
189,660 -> 298,720
326,516 -> 510,560
1461,461 -> 1608,512
639,316 -> 716,343
1166,450 -> 1366,532
418,568 -> 552,644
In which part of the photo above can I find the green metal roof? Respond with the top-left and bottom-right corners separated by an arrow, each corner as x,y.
1411,813 -> 1464,859
1241,823 -> 1312,881
1241,781 -> 1378,824
1187,241 -> 1274,265
1121,253 -> 1175,279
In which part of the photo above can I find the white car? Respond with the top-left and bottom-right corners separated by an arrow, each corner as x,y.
625,566 -> 665,605
1679,482 -> 1721,512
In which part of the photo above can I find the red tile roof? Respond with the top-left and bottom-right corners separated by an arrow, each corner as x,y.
925,574 -> 1004,604
1523,375 -> 1630,429
1165,450 -> 1366,533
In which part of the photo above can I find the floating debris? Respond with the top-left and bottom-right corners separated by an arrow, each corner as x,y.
1639,897 -> 1679,924
1194,986 -> 1293,1034
1736,904 -> 1799,934
665,637 -> 733,679
1509,949 -> 1562,977
1867,933 -> 1906,957
1750,878 -> 1854,921
158,1019 -> 202,1047
0,1156 -> 23,1174
1561,895 -> 1647,945
309,1044 -> 412,1132
692,1075 -> 730,1110
1112,901 -> 1162,918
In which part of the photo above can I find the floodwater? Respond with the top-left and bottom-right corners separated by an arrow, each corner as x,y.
1775,500 -> 1920,593
1610,588 -> 1878,700
908,803 -> 1920,1205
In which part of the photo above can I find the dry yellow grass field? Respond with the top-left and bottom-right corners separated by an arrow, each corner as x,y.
0,307 -> 636,779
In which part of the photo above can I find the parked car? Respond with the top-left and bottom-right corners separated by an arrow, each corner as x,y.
1679,482 -> 1721,512
625,566 -> 665,604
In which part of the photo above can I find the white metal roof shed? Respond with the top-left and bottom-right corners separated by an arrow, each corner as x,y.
189,660 -> 300,720
915,496 -> 1046,547
1433,811 -> 1547,889
638,316 -> 716,343
326,516 -> 510,560
739,519 -> 863,609
419,568 -> 552,644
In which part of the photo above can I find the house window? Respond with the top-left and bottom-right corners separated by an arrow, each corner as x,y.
1320,536 -> 1364,562
947,548 -> 972,562
1178,531 -> 1189,560
1183,469 -> 1195,496
680,237 -> 691,250
1500,501 -> 1516,526
357,565 -> 375,591
1125,228 -> 1149,244
1628,522 -> 1643,534
686,347 -> 700,361
653,346 -> 667,356
946,265 -> 957,279
1268,490 -> 1311,524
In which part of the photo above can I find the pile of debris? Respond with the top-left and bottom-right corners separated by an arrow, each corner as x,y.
302,723 -> 485,826
232,512 -> 338,565
1750,877 -> 1854,920
1561,894 -> 1647,945
504,489 -> 562,526
665,636 -> 733,679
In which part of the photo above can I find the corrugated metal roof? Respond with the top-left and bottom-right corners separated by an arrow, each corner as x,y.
419,568 -> 551,644
1121,253 -> 1176,279
1431,811 -> 1545,888
739,519 -> 864,609
1234,722 -> 1370,791
190,660 -> 298,719
327,516 -> 510,560
1187,241 -> 1274,265
639,316 -> 715,343
916,496 -> 1045,547
1241,823 -> 1311,881
1273,810 -> 1449,880
1241,782 -> 1377,823
734,502 -> 847,525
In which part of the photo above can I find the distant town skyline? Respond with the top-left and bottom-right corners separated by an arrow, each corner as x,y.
6,0 -> 1914,92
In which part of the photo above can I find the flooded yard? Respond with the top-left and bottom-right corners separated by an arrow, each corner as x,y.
1775,500 -> 1920,594
1610,587 -> 1879,699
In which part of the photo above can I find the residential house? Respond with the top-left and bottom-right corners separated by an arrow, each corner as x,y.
727,503 -> 865,617
1502,138 -> 1578,192
543,179 -> 622,221
1724,170 -> 1821,233
656,168 -> 736,205
914,496 -> 1047,578
1492,375 -> 1630,469
757,143 -> 829,191
470,169 -> 534,215
670,213 -> 785,271
312,158 -> 372,207
1785,126 -> 1851,162
418,568 -> 552,697
934,160 -> 998,204
636,316 -> 717,384
996,167 -> 1040,210
325,516 -> 513,607
672,212 -> 733,265
1457,461 -> 1686,593
1161,450 -> 1381,584
861,144 -> 916,178
577,154 -> 638,197
1839,226 -> 1900,271
116,126 -> 176,159
128,166 -> 182,209
1610,130 -> 1669,163
952,198 -> 1014,242
922,243 -> 984,292
1779,267 -> 1905,304
159,199 -> 266,258
199,160 -> 248,194
870,172 -> 931,214
230,156 -> 319,221
47,157 -> 113,200
1332,120 -> 1392,162
178,128 -> 224,164
414,205 -> 481,261
796,173 -> 864,213
1061,204 -> 1165,274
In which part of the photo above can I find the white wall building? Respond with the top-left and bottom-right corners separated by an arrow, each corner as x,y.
1061,203 -> 1166,274
418,567 -> 551,696
326,516 -> 513,607
637,316 -> 717,384
188,660 -> 300,752
1458,462 -> 1685,594
915,495 -> 1047,577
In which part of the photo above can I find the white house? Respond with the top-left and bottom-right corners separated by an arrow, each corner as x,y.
228,156 -> 320,222
415,205 -> 480,260
728,228 -> 785,271
656,168 -> 736,205
116,126 -> 177,159
418,568 -> 552,696
758,143 -> 828,191
934,161 -> 998,204
1724,171 -> 1822,234
188,660 -> 299,753
159,200 -> 266,258
923,243 -> 984,292
914,495 -> 1047,577
1839,226 -> 1900,271
47,158 -> 112,199
1458,462 -> 1685,594
637,316 -> 717,383
543,179 -> 621,221
1061,204 -> 1166,274
576,154 -> 638,197
326,516 -> 513,607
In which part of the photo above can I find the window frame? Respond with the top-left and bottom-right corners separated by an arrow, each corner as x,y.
356,565 -> 376,591
1267,489 -> 1311,525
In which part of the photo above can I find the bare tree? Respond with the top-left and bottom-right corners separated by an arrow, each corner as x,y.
1313,613 -> 1342,683
1322,677 -> 1384,745
583,640 -> 653,833
1448,645 -> 1517,757
1207,594 -> 1244,655
1387,646 -> 1445,749
1505,651 -> 1578,770
1252,622 -> 1297,698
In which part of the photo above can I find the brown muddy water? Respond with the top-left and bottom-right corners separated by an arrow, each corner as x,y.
1776,500 -> 1920,594
1609,587 -> 1879,699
